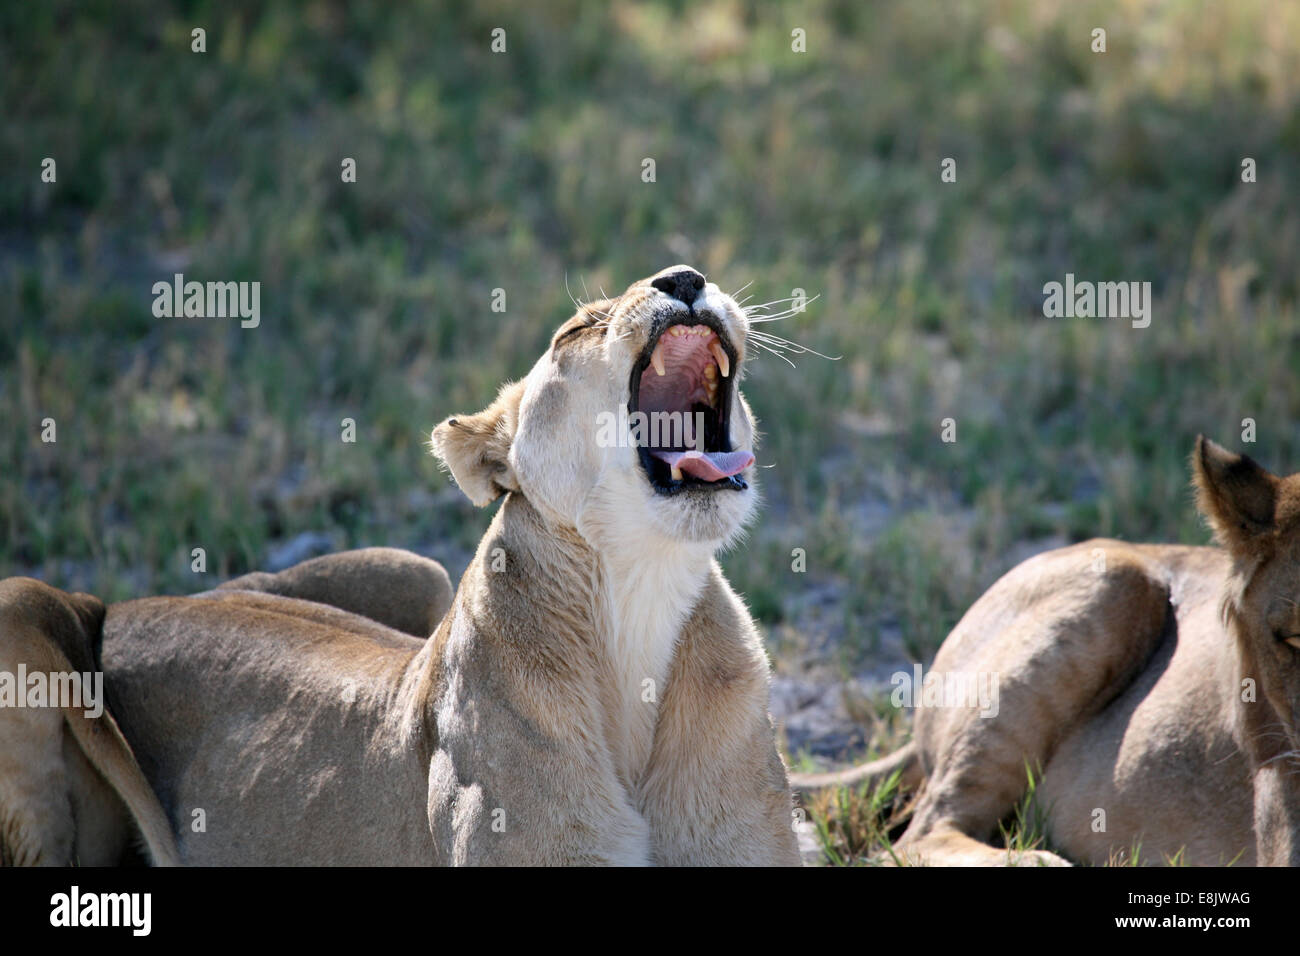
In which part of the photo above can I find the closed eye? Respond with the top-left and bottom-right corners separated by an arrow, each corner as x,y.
1276,631 -> 1300,649
551,321 -> 599,350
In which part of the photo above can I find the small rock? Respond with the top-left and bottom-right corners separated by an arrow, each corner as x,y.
265,531 -> 339,572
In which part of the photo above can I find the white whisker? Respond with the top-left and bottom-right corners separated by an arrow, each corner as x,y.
747,295 -> 823,322
749,328 -> 841,361
747,337 -> 798,367
742,294 -> 810,313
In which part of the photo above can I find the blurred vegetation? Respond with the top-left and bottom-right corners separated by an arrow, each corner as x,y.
3,0 -> 1299,693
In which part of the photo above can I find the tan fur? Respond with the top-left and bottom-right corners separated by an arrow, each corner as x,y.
793,437 -> 1300,867
101,266 -> 799,865
218,547 -> 453,638
0,578 -> 179,866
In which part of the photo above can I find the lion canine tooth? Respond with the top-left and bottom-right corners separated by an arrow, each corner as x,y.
651,341 -> 666,376
671,465 -> 684,481
709,341 -> 730,377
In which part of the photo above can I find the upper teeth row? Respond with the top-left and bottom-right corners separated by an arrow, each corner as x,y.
649,329 -> 731,379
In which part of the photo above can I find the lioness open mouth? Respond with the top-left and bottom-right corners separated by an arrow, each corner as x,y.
628,314 -> 753,495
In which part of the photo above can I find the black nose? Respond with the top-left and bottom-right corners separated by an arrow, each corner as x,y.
651,268 -> 706,307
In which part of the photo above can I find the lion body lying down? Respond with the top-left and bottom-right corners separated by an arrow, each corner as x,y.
217,546 -> 453,640
103,546 -> 793,865
0,578 -> 179,866
907,539 -> 1253,866
0,548 -> 450,866
795,437 -> 1300,866
104,589 -> 439,864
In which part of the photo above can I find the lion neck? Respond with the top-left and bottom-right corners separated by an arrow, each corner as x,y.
492,492 -> 714,789
1221,588 -> 1300,864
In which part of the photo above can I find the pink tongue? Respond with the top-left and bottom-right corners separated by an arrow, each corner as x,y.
649,449 -> 755,481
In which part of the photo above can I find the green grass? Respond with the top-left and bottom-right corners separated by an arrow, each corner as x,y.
4,2 -> 1300,669
802,757 -> 1233,866
807,768 -> 909,868
998,760 -> 1051,858
803,758 -> 1072,866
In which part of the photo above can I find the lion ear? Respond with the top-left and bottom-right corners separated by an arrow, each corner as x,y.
1193,434 -> 1279,557
431,381 -> 525,507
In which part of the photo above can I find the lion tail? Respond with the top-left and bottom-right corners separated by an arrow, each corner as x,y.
63,702 -> 182,867
789,740 -> 923,796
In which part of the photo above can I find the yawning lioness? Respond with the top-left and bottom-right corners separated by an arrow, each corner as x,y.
100,265 -> 799,865
794,436 -> 1300,866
